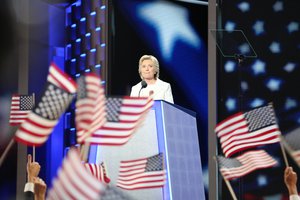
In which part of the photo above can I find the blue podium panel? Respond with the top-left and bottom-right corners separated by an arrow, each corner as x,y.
89,100 -> 205,200
154,101 -> 205,200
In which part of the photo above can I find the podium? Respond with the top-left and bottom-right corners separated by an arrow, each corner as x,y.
89,100 -> 205,200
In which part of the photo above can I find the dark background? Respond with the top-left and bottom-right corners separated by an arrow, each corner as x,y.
217,0 -> 300,199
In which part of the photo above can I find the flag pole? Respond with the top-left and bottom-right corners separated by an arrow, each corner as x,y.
271,102 -> 289,167
0,138 -> 15,168
224,178 -> 238,200
214,156 -> 238,200
32,93 -> 36,162
279,135 -> 289,167
80,143 -> 90,162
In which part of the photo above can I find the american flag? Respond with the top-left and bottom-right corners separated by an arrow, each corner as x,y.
9,94 -> 34,126
83,96 -> 153,145
47,149 -> 105,200
215,104 -> 281,157
14,83 -> 75,146
116,153 -> 166,190
84,162 -> 111,184
282,130 -> 300,167
76,73 -> 106,143
217,150 -> 278,180
14,63 -> 77,146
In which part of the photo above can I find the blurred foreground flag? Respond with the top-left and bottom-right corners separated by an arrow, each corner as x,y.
47,149 -> 105,200
76,73 -> 106,143
83,96 -> 153,145
281,130 -> 300,167
47,62 -> 77,93
47,149 -> 133,200
217,150 -> 277,180
14,63 -> 77,146
84,162 -> 111,184
117,153 -> 166,190
100,185 -> 135,200
215,104 -> 281,157
9,94 -> 34,126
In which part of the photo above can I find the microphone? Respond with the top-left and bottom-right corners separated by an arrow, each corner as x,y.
138,80 -> 147,97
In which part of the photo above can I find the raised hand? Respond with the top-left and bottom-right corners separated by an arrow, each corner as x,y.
27,154 -> 40,182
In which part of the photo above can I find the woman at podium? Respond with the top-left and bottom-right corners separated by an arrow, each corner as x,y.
130,55 -> 174,104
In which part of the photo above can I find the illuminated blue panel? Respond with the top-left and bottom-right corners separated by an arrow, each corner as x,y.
65,0 -> 106,163
154,101 -> 205,200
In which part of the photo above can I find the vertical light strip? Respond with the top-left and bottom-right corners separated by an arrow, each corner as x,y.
155,101 -> 173,200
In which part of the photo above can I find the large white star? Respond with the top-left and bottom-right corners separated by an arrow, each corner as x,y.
138,1 -> 201,61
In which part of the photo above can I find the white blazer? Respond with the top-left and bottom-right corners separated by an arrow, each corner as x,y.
130,79 -> 174,104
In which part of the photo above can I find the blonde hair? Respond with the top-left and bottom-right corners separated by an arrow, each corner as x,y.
138,55 -> 160,80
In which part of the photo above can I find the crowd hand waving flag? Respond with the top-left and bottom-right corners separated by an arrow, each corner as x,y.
14,63 -> 77,146
84,162 -> 111,184
76,73 -> 106,143
217,150 -> 278,180
117,153 -> 166,190
83,96 -> 153,145
281,130 -> 300,167
9,94 -> 34,126
47,149 -> 105,200
215,104 -> 281,157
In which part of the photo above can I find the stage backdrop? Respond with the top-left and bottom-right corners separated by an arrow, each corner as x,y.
107,0 -> 209,194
